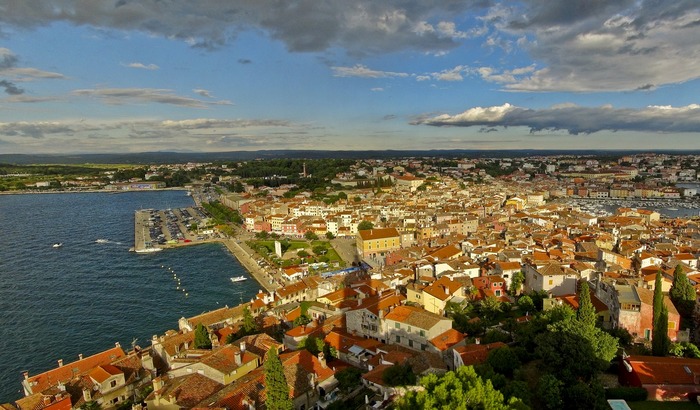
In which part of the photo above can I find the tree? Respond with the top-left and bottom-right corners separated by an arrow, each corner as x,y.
264,348 -> 293,410
577,281 -> 596,328
509,271 -> 525,296
480,296 -> 503,321
670,264 -> 696,319
357,220 -> 374,231
335,367 -> 362,393
381,363 -> 416,387
80,401 -> 101,410
325,231 -> 335,239
239,306 -> 258,337
487,346 -> 521,378
537,374 -> 563,410
297,249 -> 309,258
395,366 -> 525,410
293,313 -> 311,327
193,323 -> 212,349
653,270 -> 664,326
312,245 -> 328,255
304,231 -> 319,240
652,303 -> 671,356
517,295 -> 535,314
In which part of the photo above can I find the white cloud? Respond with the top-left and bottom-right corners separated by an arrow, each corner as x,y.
123,62 -> 159,70
72,88 -> 209,108
413,103 -> 700,135
332,64 -> 408,78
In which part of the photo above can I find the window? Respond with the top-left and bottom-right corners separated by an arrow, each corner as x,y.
548,279 -> 553,286
419,330 -> 425,337
495,290 -> 501,297
395,323 -> 400,329
408,340 -> 413,348
421,344 -> 427,351
395,335 -> 401,343
668,322 -> 676,330
407,326 -> 412,333
110,380 -> 117,388
644,329 -> 651,340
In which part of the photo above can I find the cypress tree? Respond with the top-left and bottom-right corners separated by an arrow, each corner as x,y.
193,323 -> 212,349
577,281 -> 596,328
653,270 -> 664,325
670,264 -> 696,318
652,303 -> 671,356
264,348 -> 293,410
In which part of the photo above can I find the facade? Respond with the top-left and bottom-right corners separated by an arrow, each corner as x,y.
356,228 -> 401,259
383,306 -> 452,353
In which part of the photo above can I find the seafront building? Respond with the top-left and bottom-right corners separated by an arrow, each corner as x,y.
11,154 -> 700,408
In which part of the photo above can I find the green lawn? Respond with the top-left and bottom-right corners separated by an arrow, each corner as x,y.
628,401 -> 699,410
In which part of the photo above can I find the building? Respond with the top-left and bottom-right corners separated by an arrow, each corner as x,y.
356,228 -> 401,259
383,306 -> 452,353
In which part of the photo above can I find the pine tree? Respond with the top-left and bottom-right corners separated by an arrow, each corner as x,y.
264,348 -> 293,410
670,264 -> 696,318
653,270 -> 664,325
193,323 -> 212,349
577,281 -> 596,328
652,303 -> 670,356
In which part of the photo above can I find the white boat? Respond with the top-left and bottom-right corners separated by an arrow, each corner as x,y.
135,247 -> 162,254
95,239 -> 109,244
52,243 -> 63,248
230,276 -> 247,282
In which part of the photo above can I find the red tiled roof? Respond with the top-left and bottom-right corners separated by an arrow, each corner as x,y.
454,342 -> 507,367
25,346 -> 126,394
627,355 -> 700,385
429,328 -> 465,351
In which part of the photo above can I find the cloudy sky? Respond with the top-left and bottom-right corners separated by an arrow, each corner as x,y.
1,0 -> 699,154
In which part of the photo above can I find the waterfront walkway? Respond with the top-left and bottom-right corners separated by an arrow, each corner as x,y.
222,239 -> 278,293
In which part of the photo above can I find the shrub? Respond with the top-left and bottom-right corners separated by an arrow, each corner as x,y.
604,387 -> 648,401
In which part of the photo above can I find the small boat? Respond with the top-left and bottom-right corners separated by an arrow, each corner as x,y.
95,239 -> 109,244
230,276 -> 248,283
52,243 -> 63,248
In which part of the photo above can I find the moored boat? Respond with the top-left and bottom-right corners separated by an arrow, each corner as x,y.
230,275 -> 247,282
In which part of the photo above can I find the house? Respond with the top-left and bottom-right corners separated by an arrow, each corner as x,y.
524,262 -> 579,297
420,276 -> 463,315
167,343 -> 260,385
453,342 -> 507,370
279,350 -> 337,410
146,373 -> 224,410
383,306 -> 453,353
356,228 -> 401,259
620,355 -> 700,400
345,292 -> 405,342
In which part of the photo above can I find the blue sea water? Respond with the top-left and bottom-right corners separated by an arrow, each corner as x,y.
0,191 -> 259,403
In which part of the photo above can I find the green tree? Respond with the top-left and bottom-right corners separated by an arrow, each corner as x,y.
487,346 -> 521,378
312,245 -> 328,255
537,374 -> 563,410
509,271 -> 525,296
239,306 -> 258,336
335,367 -> 362,393
80,401 -> 101,410
357,220 -> 374,230
293,313 -> 311,327
517,295 -> 535,313
577,281 -> 596,328
325,231 -> 335,239
653,270 -> 664,325
382,363 -> 416,387
193,323 -> 212,349
395,366 -> 525,410
480,296 -> 503,321
652,303 -> 671,356
297,249 -> 310,258
264,348 -> 293,410
304,231 -> 319,240
670,264 -> 696,319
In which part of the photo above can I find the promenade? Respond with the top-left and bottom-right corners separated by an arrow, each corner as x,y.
222,239 -> 278,293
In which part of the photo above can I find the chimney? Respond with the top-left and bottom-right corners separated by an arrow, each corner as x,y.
23,372 -> 28,380
234,351 -> 242,366
318,352 -> 327,369
82,388 -> 92,402
475,338 -> 480,345
357,298 -> 362,307
78,353 -> 83,360
239,341 -> 246,353
115,342 -> 121,348
57,359 -> 63,368
152,377 -> 164,392
43,395 -> 52,406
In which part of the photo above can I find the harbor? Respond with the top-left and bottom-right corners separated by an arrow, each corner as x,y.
132,206 -> 279,292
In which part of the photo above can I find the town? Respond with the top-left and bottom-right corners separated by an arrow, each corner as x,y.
8,152 -> 700,410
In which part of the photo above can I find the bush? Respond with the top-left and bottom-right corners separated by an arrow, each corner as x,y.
604,387 -> 648,401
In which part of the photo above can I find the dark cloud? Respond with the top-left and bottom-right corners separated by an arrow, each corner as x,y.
72,87 -> 209,108
0,79 -> 24,95
413,103 -> 700,135
383,114 -> 397,121
0,48 -> 18,69
237,59 -> 252,64
0,0 -> 490,55
0,122 -> 74,138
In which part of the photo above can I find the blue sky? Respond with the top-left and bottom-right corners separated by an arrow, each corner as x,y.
1,1 -> 700,154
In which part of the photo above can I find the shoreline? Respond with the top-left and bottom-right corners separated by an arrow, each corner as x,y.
0,187 -> 188,196
158,238 -> 278,293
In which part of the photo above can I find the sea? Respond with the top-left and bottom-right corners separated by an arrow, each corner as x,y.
0,191 -> 260,403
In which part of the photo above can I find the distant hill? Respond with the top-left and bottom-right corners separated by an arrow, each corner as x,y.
1,149 -> 698,165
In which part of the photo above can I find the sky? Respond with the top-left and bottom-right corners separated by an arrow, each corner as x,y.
1,0 -> 700,154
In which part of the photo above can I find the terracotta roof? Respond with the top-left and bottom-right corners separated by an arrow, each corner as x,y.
200,345 -> 259,374
361,364 -> 392,387
279,350 -> 335,397
424,276 -> 462,301
24,346 -> 126,394
454,342 -> 507,367
358,228 -> 400,240
201,367 -> 267,410
627,355 -> 700,385
429,328 -> 465,351
384,305 -> 447,330
88,364 -> 122,383
154,373 -> 224,408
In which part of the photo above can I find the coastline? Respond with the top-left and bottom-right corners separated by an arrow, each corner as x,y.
0,187 -> 188,196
